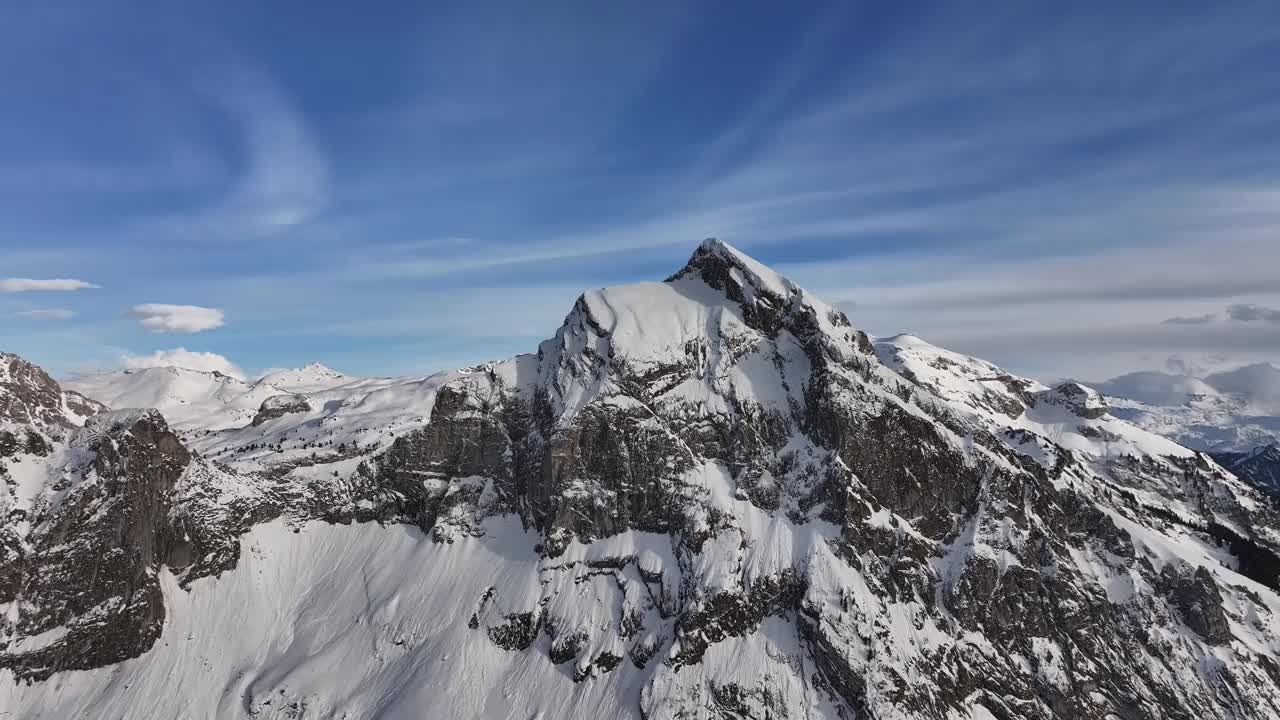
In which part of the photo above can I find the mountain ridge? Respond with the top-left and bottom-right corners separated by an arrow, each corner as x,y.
4,239 -> 1280,719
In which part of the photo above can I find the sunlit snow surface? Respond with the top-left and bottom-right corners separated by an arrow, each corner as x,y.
0,514 -> 849,720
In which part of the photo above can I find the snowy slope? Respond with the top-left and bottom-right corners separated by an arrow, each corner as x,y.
2,515 -> 854,720
63,362 -> 465,465
65,366 -> 284,431
5,239 -> 1280,719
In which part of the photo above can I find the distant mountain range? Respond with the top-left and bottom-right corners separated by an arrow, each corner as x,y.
1093,363 -> 1280,452
1087,363 -> 1280,498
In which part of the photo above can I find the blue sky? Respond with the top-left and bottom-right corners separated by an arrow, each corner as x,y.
2,1 -> 1279,382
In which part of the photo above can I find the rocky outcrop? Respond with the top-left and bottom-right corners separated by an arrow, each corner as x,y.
0,352 -> 102,432
0,405 -> 282,681
250,393 -> 311,426
1159,562 -> 1232,644
1,410 -> 191,679
1038,381 -> 1109,419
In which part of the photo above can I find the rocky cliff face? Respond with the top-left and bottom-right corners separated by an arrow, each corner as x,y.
0,352 -> 104,432
1,409 -> 190,679
0,354 -> 279,682
4,240 -> 1280,719
0,406 -> 281,681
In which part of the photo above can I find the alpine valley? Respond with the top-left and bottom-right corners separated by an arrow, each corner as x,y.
3,240 -> 1280,720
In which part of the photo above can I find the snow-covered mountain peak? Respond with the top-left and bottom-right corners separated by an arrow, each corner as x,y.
525,240 -> 875,426
683,237 -> 798,299
1211,441 -> 1280,496
877,332 -> 928,347
6,240 -> 1280,719
668,238 -> 852,337
255,362 -> 352,393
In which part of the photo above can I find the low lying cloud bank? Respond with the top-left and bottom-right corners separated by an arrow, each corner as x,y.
122,348 -> 246,380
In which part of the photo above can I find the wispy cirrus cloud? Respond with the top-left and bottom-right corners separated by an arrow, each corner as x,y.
207,66 -> 330,234
12,308 -> 75,320
0,277 -> 98,292
129,303 -> 225,333
131,63 -> 331,241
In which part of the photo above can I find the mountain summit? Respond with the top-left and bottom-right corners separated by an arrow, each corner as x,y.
4,241 -> 1280,719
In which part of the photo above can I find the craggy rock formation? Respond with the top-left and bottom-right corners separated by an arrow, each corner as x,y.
1039,381 -> 1110,419
0,352 -> 103,431
250,394 -> 311,426
4,240 -> 1280,719
2,410 -> 190,679
0,408 -> 277,681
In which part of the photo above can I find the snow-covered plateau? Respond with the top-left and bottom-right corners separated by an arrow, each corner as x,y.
3,239 -> 1280,719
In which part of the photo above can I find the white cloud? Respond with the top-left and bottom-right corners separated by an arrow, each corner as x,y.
1165,354 -> 1232,377
0,277 -> 98,292
1204,362 -> 1280,409
122,348 -> 246,380
129,303 -> 225,333
201,65 -> 330,235
12,308 -> 75,320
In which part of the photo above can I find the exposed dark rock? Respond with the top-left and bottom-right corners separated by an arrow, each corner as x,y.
62,389 -> 107,420
629,633 -> 663,669
488,612 -> 541,651
550,630 -> 587,665
24,428 -> 51,456
1038,381 -> 1109,419
250,394 -> 311,426
669,571 -> 806,669
0,352 -> 77,430
594,650 -> 622,673
1,409 -> 192,680
1159,563 -> 1232,644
